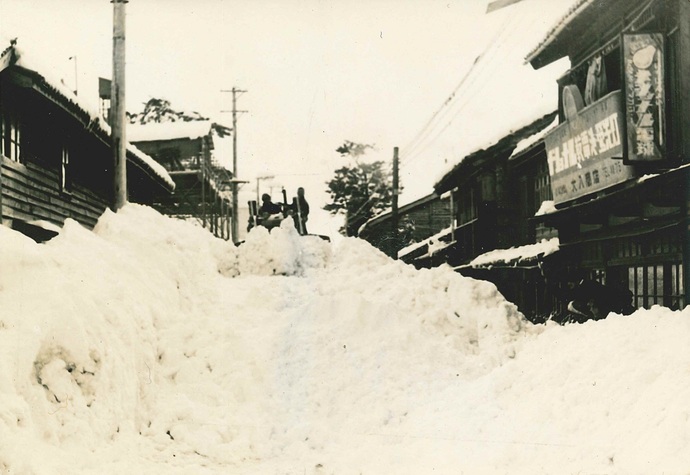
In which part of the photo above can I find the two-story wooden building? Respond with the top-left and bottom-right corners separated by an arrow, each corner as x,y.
0,39 -> 174,242
128,120 -> 235,240
526,0 -> 690,311
422,112 -> 557,266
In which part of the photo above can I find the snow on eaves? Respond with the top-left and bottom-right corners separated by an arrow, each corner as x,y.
398,226 -> 454,259
127,120 -> 213,143
524,0 -> 594,65
421,0 -> 578,193
5,40 -> 174,191
467,237 -> 559,269
510,115 -> 558,159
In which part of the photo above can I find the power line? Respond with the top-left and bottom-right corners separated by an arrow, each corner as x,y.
399,54 -> 482,157
399,8 -> 530,170
399,11 -> 514,163
401,14 -> 520,168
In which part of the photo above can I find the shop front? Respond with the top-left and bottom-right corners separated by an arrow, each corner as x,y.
526,0 -> 690,312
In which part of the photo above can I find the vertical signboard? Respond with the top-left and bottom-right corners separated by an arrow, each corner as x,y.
544,90 -> 635,205
623,33 -> 665,162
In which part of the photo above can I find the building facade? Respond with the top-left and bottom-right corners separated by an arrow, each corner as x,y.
129,121 -> 235,241
527,0 -> 690,311
0,40 -> 174,242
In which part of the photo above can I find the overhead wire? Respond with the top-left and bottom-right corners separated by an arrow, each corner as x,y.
401,13 -> 526,169
399,10 -> 515,163
399,6 -> 532,170
344,4 -> 537,228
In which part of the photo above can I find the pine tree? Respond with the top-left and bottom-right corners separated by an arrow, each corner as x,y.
324,141 -> 394,237
128,98 -> 232,137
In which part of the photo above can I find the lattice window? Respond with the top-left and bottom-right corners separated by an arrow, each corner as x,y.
628,263 -> 683,309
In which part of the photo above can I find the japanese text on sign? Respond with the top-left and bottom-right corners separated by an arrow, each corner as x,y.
623,33 -> 665,161
543,90 -> 635,205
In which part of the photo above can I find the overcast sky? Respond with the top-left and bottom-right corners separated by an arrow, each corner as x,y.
0,0 -> 573,230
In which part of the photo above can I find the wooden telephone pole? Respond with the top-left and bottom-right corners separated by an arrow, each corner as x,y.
392,146 -> 399,258
221,87 -> 247,243
111,0 -> 128,211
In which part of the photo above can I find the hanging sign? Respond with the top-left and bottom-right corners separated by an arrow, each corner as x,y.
623,33 -> 665,162
544,90 -> 635,205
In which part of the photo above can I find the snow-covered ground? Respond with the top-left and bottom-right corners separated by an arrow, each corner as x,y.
1,205 -> 689,474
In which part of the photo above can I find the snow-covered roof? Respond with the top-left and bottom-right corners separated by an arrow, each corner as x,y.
398,226 -> 454,260
510,115 -> 558,159
524,0 -> 594,67
435,111 -> 557,193
408,0 -> 582,197
128,120 -> 213,143
3,39 -> 174,191
466,237 -> 559,269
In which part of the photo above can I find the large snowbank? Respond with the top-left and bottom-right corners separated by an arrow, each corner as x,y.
1,204 -> 689,474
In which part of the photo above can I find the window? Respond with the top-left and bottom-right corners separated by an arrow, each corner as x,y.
627,263 -> 683,310
1,112 -> 21,162
456,185 -> 477,226
61,145 -> 72,192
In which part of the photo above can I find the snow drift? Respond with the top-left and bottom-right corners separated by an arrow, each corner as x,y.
0,204 -> 689,474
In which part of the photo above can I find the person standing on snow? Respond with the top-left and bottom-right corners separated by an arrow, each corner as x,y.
292,187 -> 309,235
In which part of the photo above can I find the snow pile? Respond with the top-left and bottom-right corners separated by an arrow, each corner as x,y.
1,204 -> 690,474
237,219 -> 331,276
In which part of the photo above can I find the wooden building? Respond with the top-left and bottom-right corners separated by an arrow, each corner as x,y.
358,193 -> 452,258
128,121 -> 235,240
0,40 -> 174,242
526,0 -> 690,311
455,121 -> 563,322
410,112 -> 558,268
404,112 -> 561,321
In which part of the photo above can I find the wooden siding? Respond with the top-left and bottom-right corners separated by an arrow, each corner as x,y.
404,199 -> 451,243
1,156 -> 108,229
361,196 -> 451,258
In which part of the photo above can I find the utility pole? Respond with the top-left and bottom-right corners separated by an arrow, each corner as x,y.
221,87 -> 247,243
111,0 -> 128,211
392,146 -> 399,259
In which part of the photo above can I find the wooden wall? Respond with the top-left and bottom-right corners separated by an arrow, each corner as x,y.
1,156 -> 109,230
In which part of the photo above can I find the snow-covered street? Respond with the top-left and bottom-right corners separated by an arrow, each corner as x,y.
1,206 -> 689,474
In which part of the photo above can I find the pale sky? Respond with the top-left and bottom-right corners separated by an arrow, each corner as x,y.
0,0 -> 574,233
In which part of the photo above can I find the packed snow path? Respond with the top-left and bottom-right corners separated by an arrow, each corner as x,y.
1,205 -> 689,474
